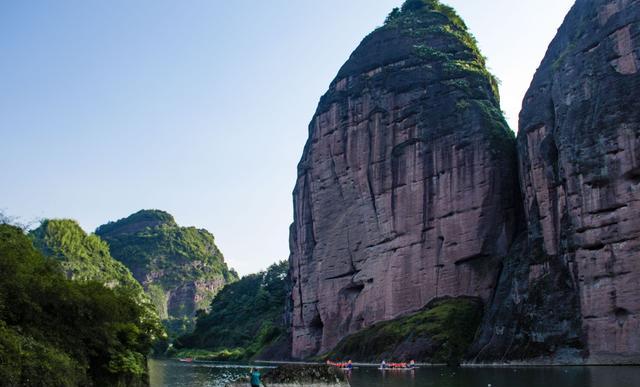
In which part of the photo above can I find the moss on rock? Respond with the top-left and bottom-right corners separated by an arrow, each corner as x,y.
323,297 -> 483,365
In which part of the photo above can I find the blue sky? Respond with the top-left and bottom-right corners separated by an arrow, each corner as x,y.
0,0 -> 573,276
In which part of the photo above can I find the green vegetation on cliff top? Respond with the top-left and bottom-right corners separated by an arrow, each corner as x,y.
29,218 -> 163,339
324,297 -> 483,365
96,210 -> 237,290
0,223 -> 163,386
31,219 -> 143,291
174,261 -> 288,361
95,210 -> 238,339
382,0 -> 514,153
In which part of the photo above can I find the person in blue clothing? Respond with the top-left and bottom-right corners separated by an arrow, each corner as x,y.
250,368 -> 261,387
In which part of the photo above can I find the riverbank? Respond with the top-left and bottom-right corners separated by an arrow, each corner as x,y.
264,361 -> 640,368
148,359 -> 640,387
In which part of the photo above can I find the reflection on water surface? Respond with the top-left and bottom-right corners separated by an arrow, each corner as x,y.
149,359 -> 640,387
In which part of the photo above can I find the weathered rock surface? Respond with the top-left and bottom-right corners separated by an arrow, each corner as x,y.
471,0 -> 640,364
289,0 -> 519,359
96,209 -> 238,335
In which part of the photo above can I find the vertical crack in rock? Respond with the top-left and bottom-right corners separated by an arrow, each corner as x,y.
329,146 -> 345,202
367,116 -> 380,223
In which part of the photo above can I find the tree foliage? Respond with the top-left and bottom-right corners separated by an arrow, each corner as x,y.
96,210 -> 236,287
29,219 -> 163,339
95,210 -> 238,338
31,219 -> 143,290
0,224 -> 163,386
174,261 -> 288,360
379,0 -> 512,152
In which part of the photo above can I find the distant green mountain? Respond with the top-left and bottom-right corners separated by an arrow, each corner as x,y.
95,209 -> 238,337
0,223 -> 163,386
174,261 -> 289,361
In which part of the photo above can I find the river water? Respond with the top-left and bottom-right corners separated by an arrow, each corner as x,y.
148,359 -> 640,387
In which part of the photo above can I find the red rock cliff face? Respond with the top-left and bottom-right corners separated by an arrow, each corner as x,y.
289,1 -> 519,359
470,0 -> 640,365
517,0 -> 640,363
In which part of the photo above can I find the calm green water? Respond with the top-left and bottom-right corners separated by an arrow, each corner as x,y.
148,359 -> 640,387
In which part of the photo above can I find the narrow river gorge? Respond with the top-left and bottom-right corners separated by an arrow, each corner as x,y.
148,359 -> 640,387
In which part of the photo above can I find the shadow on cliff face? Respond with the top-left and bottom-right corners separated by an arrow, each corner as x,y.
467,139 -> 585,363
470,0 -> 640,365
468,233 -> 585,363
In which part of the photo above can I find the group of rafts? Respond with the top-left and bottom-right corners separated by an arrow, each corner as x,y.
327,360 -> 418,370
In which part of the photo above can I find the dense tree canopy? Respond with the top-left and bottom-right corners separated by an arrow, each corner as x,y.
96,210 -> 238,339
31,219 -> 147,293
0,224 -> 163,386
30,218 -> 163,340
174,261 -> 288,360
96,210 -> 237,289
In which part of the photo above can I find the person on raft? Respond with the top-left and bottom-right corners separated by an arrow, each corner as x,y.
326,360 -> 353,369
382,361 -> 415,369
249,367 -> 261,387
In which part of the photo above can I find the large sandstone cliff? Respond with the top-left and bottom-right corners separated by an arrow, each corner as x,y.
472,0 -> 640,364
289,0 -> 519,359
290,0 -> 640,364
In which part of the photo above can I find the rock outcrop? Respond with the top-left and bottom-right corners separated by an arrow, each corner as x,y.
96,209 -> 238,336
325,296 -> 483,364
289,0 -> 519,359
289,0 -> 640,365
472,0 -> 640,364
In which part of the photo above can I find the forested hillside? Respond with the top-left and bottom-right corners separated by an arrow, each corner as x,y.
31,219 -> 149,297
96,210 -> 238,338
174,261 -> 289,360
0,224 -> 163,386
